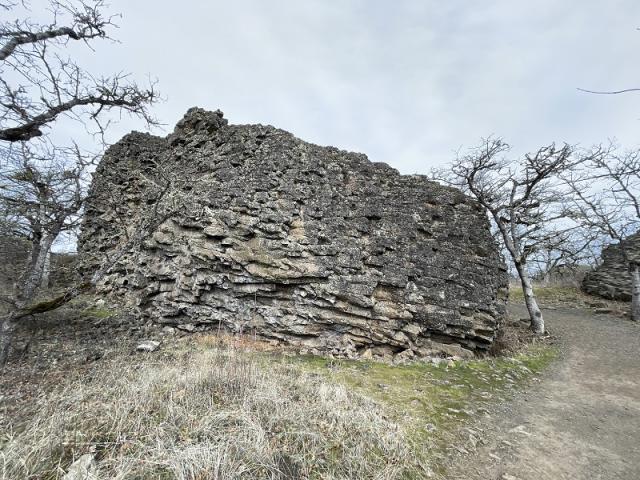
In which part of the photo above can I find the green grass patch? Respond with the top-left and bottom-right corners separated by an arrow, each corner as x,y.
286,344 -> 557,468
509,284 -> 585,303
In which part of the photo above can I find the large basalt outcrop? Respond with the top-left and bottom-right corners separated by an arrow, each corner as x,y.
582,233 -> 640,301
79,108 -> 508,358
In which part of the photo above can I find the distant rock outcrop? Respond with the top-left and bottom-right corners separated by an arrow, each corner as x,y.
582,233 -> 640,301
79,108 -> 508,358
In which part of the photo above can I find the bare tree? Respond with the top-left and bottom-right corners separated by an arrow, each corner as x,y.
529,229 -> 600,286
0,151 -> 186,366
0,0 -> 158,299
564,147 -> 640,320
0,0 -> 157,142
0,0 -> 160,366
434,138 -> 589,334
0,142 -> 94,304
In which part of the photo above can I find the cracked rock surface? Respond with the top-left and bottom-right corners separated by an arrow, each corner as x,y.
79,108 -> 508,357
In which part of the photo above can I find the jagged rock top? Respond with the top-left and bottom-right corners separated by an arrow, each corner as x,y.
169,107 -> 228,140
80,108 -> 508,359
582,233 -> 640,301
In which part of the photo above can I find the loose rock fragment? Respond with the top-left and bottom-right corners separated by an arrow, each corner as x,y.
136,340 -> 160,352
62,454 -> 97,480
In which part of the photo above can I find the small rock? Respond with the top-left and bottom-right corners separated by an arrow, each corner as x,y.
509,425 -> 532,436
594,307 -> 613,314
136,340 -> 160,352
394,348 -> 415,363
360,348 -> 373,360
425,423 -> 437,432
162,326 -> 176,335
63,454 -> 97,480
438,343 -> 475,359
176,323 -> 196,332
587,301 -> 608,308
84,351 -> 104,363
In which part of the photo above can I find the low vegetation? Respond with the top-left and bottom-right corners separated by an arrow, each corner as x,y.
292,344 -> 556,469
0,325 -> 556,479
509,284 -> 589,303
1,345 -> 430,479
508,283 -> 629,315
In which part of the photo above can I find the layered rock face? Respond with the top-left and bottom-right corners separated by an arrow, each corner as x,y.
582,234 -> 640,300
80,108 -> 508,357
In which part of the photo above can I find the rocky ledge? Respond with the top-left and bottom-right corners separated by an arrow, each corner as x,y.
79,108 -> 508,358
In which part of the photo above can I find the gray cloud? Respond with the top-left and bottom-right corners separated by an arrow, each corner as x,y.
33,0 -> 640,173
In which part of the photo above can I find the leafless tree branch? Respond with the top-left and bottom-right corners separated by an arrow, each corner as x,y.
577,88 -> 640,95
433,138 -> 595,333
563,145 -> 640,320
0,0 -> 159,142
0,0 -> 162,366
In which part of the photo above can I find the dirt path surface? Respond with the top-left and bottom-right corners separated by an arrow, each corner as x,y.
448,304 -> 640,480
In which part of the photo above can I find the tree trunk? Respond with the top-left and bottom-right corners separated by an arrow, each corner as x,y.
17,234 -> 55,307
2,234 -> 56,368
1,198 -> 170,369
631,264 -> 640,322
515,262 -> 545,334
0,281 -> 93,367
540,272 -> 551,287
40,250 -> 51,290
0,314 -> 16,368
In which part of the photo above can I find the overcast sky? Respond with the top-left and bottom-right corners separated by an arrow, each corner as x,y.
46,0 -> 640,173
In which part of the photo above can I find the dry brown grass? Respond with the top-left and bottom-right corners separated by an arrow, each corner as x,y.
0,345 -> 429,479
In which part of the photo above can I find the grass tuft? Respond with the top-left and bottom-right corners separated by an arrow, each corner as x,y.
1,347 -> 430,479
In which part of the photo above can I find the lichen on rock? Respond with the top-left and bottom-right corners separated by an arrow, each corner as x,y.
79,108 -> 508,358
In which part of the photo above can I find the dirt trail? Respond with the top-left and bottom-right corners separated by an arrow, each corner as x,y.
448,305 -> 640,480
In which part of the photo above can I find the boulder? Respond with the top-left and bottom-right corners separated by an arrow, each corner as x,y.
582,233 -> 640,301
79,108 -> 508,356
